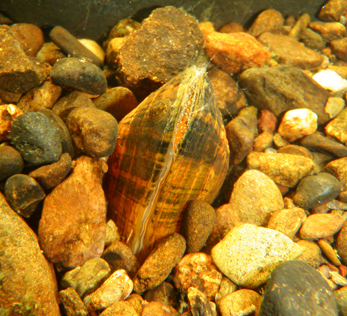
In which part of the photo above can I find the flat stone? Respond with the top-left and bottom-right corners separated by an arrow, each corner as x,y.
0,192 -> 60,315
299,28 -> 326,50
326,157 -> 347,191
239,66 -> 331,125
59,287 -> 89,316
326,107 -> 347,145
295,240 -> 325,268
211,224 -> 303,289
324,97 -> 345,119
248,9 -> 284,37
0,145 -> 24,181
259,261 -> 338,316
277,144 -> 313,159
38,156 -> 108,270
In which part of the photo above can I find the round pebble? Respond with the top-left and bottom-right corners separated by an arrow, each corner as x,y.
336,221 -> 347,265
0,145 -> 24,181
295,240 -> 325,268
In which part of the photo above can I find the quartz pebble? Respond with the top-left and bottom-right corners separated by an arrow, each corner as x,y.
0,104 -> 23,141
59,287 -> 89,316
248,8 -> 284,37
325,107 -> 347,145
0,145 -> 24,181
187,287 -> 213,316
278,109 -> 318,142
211,224 -> 303,289
313,69 -> 347,91
295,240 -> 325,268
259,261 -> 338,316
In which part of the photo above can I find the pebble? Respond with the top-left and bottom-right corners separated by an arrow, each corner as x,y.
207,66 -> 247,118
247,152 -> 314,187
59,287 -> 89,316
134,233 -> 186,293
334,286 -> 347,316
317,239 -> 342,266
105,219 -> 120,247
258,109 -> 277,133
211,224 -> 303,289
102,240 -> 139,278
4,174 -> 45,218
38,156 -> 108,270
277,144 -> 313,159
318,0 -> 347,21
258,33 -> 324,69
0,192 -> 60,315
78,38 -> 105,63
0,104 -> 23,141
293,172 -> 342,209
337,222 -> 347,265
66,107 -> 118,158
288,13 -> 310,39
215,277 -> 238,303
141,301 -> 179,316
331,38 -> 347,62
0,89 -> 21,104
311,21 -> 347,40
247,9 -> 284,37
126,294 -> 144,315
0,25 -> 48,94
99,301 -> 138,316
295,240 -> 325,268
8,112 -> 62,166
299,213 -> 345,239
218,22 -> 243,33
0,145 -> 24,181
239,66 -> 330,125
28,153 -> 72,189
144,282 -> 178,309
187,287 -> 213,316
326,157 -> 347,193
273,132 -> 289,148
36,42 -> 66,65
278,109 -> 318,142
173,253 -> 223,301
61,257 -> 111,299
260,261 -> 338,316
313,69 -> 347,92
253,131 -> 273,152
179,200 -> 216,253
93,86 -> 138,122
105,37 -> 125,68
324,97 -> 345,119
84,269 -> 133,312
204,31 -> 271,75
299,28 -> 326,50
50,57 -> 107,95
326,106 -> 347,145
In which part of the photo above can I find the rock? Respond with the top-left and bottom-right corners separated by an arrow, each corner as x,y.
8,112 -> 62,166
105,219 -> 120,247
218,289 -> 262,316
312,151 -> 335,174
215,277 -> 238,303
0,145 -> 24,181
335,221 -> 347,266
273,133 -> 289,148
126,294 -> 144,315
51,57 -> 107,95
36,42 -> 66,66
211,224 -> 303,289
239,66 -> 331,125
84,269 -> 133,312
105,37 -> 125,68
295,240 -> 325,268
267,207 -> 307,239
199,21 -> 216,35
38,156 -> 108,269
324,97 -> 345,119
102,240 -> 139,278
259,261 -> 338,316
258,109 -> 277,133
326,157 -> 347,192
93,87 -> 138,122
247,152 -> 314,187
0,89 -> 21,104
287,13 -> 310,39
66,107 -> 118,158
78,38 -> 105,63
248,9 -> 284,37
293,172 -> 342,209
253,131 -> 273,152
144,282 -> 178,309
133,233 -> 186,294
4,174 -> 45,218
278,109 -> 318,142
299,213 -> 345,239
309,21 -> 347,41
318,0 -> 347,21
0,25 -> 48,94
187,287 -> 213,316
141,301 -> 179,316
334,286 -> 347,316
299,28 -> 326,50
317,239 -> 342,266
116,6 -> 204,101
61,257 -> 111,298
0,192 -> 60,315
174,253 -> 223,301
218,22 -> 243,33
207,66 -> 247,118
29,153 -> 72,189
331,38 -> 347,62
0,104 -> 23,141
277,144 -> 313,159
59,287 -> 89,316
179,200 -> 216,253
326,107 -> 347,145
99,301 -> 139,316
313,70 -> 347,92
204,31 -> 271,75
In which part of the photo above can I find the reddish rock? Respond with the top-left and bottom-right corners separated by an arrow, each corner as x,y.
38,156 -> 108,270
258,109 -> 277,134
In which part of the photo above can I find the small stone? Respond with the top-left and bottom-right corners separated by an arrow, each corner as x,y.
59,287 -> 89,316
313,70 -> 347,92
309,21 -> 347,41
4,174 -> 45,218
247,152 -> 314,187
295,240 -> 325,268
0,104 -> 23,141
103,19 -> 141,48
0,145 -> 24,181
187,287 -> 213,316
84,269 -> 133,312
259,261 -> 338,316
331,38 -> 347,62
325,107 -> 347,145
258,109 -> 277,133
29,153 -> 72,189
278,109 -> 318,142
288,13 -> 311,39
198,21 -> 216,35
293,172 -> 342,209
318,0 -> 347,21
211,224 -> 303,289
326,157 -> 347,191
258,33 -> 324,69
61,257 -> 111,299
299,214 -> 345,239
38,156 -> 108,269
93,87 -> 138,122
337,222 -> 347,265
248,9 -> 284,37
141,301 -> 179,316
317,239 -> 342,266
102,240 -> 139,278
78,39 -> 105,63
51,57 -> 107,95
273,133 -> 289,148
105,219 -> 120,247
0,89 -> 21,104
99,301 -> 138,316
215,277 -> 238,304
312,151 -> 335,174
204,31 -> 271,75
218,22 -> 243,33
8,112 -> 62,166
133,233 -> 186,294
299,28 -> 326,50
174,253 -> 223,301
144,282 -> 178,309
253,131 -> 273,152
36,42 -> 66,65
179,200 -> 216,253
324,97 -> 345,119
126,294 -> 144,315
105,37 -> 125,68
277,144 -> 313,159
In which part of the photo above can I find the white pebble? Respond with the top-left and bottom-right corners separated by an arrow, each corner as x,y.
313,69 -> 347,91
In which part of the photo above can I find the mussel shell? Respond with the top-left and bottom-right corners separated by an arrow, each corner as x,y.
104,65 -> 229,261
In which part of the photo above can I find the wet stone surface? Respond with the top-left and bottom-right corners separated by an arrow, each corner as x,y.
0,145 -> 24,181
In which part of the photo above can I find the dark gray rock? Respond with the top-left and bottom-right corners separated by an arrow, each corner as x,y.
259,261 -> 338,316
8,112 -> 62,166
50,57 -> 107,95
293,172 -> 342,209
0,146 -> 24,181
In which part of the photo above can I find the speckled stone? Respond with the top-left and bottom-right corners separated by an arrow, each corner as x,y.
59,287 -> 89,316
141,301 -> 179,316
187,287 -> 213,316
0,145 -> 24,181
99,301 -> 138,316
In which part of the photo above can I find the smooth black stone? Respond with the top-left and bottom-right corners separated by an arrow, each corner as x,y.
50,57 -> 107,95
0,146 -> 24,181
259,261 -> 338,316
293,172 -> 342,209
8,112 -> 62,166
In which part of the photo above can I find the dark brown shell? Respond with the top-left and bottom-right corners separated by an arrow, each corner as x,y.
104,65 -> 229,261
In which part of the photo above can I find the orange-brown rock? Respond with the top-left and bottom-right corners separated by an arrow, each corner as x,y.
0,104 -> 23,141
248,9 -> 284,37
